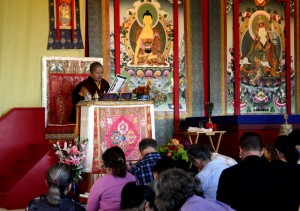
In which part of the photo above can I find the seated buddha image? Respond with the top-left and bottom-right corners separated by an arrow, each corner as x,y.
134,10 -> 166,66
240,17 -> 282,85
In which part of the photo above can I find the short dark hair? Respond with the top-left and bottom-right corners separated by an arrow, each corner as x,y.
139,138 -> 157,151
239,132 -> 263,151
121,182 -> 156,210
102,146 -> 127,177
155,169 -> 202,211
89,62 -> 103,73
152,157 -> 176,174
288,128 -> 300,146
187,144 -> 212,162
275,135 -> 299,163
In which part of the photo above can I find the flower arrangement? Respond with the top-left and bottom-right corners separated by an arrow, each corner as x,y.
132,85 -> 151,96
158,139 -> 189,162
53,137 -> 88,182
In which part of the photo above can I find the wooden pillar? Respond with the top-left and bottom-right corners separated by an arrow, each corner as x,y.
202,0 -> 210,116
233,0 -> 240,115
114,0 -> 120,75
173,0 -> 180,133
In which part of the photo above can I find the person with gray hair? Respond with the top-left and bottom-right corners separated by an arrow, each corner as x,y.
129,138 -> 161,185
155,168 -> 234,211
25,163 -> 85,211
187,144 -> 236,199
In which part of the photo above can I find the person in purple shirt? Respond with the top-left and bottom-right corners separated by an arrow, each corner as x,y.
129,138 -> 161,185
155,168 -> 234,211
86,146 -> 136,211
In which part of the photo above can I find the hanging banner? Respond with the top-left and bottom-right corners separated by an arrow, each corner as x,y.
47,0 -> 84,49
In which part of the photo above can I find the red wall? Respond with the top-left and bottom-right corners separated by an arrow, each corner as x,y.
0,108 -> 45,175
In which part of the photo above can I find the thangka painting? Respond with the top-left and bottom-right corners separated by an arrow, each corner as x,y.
226,0 -> 296,114
109,0 -> 187,115
47,0 -> 84,49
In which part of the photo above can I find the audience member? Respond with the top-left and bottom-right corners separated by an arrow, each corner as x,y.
129,138 -> 161,185
269,135 -> 300,211
25,163 -> 85,211
70,62 -> 110,122
187,144 -> 236,199
263,144 -> 278,162
217,131 -> 276,211
147,157 -> 176,192
86,146 -> 136,211
121,182 -> 156,211
211,150 -> 238,166
288,128 -> 300,164
155,168 -> 234,211
274,135 -> 299,164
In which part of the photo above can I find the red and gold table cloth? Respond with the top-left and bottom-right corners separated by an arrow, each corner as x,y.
77,100 -> 155,173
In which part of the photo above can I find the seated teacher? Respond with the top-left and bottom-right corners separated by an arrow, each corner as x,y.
70,62 -> 110,123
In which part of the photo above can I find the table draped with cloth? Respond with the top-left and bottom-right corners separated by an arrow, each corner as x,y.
75,100 -> 155,173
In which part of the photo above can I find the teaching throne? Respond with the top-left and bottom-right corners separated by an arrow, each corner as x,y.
42,57 -> 102,143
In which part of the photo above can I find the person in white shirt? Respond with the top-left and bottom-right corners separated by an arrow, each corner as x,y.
187,144 -> 237,199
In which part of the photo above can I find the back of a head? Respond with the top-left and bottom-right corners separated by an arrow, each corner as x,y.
275,135 -> 289,153
239,132 -> 263,152
275,135 -> 299,163
187,144 -> 212,161
121,182 -> 156,211
139,138 -> 157,151
46,163 -> 73,206
155,169 -> 201,211
152,157 -> 176,175
102,146 -> 127,177
288,128 -> 300,146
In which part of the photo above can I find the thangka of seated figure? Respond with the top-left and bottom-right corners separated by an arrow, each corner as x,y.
133,10 -> 166,66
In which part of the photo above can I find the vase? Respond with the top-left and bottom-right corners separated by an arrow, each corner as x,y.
67,182 -> 80,202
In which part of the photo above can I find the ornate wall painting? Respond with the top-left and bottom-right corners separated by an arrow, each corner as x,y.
225,0 -> 296,114
109,0 -> 188,117
48,0 -> 84,49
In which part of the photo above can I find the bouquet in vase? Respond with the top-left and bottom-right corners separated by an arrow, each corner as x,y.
53,137 -> 88,182
158,139 -> 189,162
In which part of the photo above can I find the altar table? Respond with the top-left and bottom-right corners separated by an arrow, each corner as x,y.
181,131 -> 226,153
76,100 -> 155,173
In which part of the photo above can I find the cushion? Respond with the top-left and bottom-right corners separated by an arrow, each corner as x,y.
55,91 -> 72,124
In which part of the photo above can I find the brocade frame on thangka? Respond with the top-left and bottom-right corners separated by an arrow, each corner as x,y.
105,0 -> 192,118
224,0 -> 298,114
47,0 -> 84,49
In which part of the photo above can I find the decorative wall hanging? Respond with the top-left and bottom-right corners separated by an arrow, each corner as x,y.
108,0 -> 190,118
225,0 -> 296,114
47,0 -> 84,49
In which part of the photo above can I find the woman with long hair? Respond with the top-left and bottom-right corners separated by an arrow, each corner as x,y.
26,163 -> 85,211
86,146 -> 136,211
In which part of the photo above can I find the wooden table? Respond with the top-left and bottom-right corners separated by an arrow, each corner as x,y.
181,131 -> 226,152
